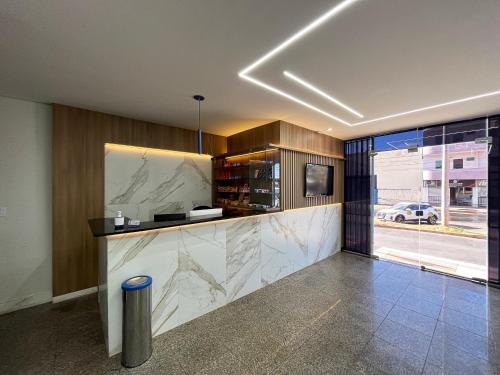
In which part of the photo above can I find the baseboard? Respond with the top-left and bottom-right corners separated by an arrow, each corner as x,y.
52,286 -> 97,303
0,291 -> 52,315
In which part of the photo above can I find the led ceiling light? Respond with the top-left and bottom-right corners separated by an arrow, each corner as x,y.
238,0 -> 500,128
238,0 -> 361,77
283,71 -> 363,118
352,89 -> 500,126
240,75 -> 351,125
238,0 -> 360,126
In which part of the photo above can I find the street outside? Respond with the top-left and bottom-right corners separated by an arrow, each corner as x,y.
373,205 -> 487,279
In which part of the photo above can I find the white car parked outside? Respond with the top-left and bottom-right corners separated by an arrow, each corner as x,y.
377,202 -> 439,225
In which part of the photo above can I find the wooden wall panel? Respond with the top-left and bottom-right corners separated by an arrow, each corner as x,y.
226,121 -> 281,153
279,121 -> 343,158
227,119 -> 344,210
52,104 -> 226,296
227,120 -> 343,158
280,149 -> 344,210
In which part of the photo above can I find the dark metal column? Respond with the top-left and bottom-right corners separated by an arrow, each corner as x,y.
344,138 -> 373,256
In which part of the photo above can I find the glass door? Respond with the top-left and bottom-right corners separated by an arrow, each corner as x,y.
371,119 -> 489,281
419,120 -> 489,280
371,129 -> 424,268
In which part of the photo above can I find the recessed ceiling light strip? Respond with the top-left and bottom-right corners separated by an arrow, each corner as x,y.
353,89 -> 500,126
283,71 -> 364,118
238,0 -> 361,76
240,0 -> 499,129
240,75 -> 351,125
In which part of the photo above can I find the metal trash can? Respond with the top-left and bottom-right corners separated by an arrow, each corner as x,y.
121,276 -> 153,368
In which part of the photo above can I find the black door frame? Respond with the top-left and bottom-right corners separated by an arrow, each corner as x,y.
343,115 -> 500,286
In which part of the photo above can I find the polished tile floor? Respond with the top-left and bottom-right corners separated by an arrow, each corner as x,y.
2,252 -> 500,374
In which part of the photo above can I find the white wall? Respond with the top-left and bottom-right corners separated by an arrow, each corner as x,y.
373,149 -> 422,205
0,96 -> 52,314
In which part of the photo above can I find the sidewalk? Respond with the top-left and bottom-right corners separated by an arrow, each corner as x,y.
375,246 -> 487,280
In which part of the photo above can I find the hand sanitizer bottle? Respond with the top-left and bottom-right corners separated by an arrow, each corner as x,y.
114,211 -> 125,229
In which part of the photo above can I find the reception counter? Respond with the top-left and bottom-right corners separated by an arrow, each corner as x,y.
91,204 -> 342,356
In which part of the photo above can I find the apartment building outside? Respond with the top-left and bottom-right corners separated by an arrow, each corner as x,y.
374,142 -> 488,207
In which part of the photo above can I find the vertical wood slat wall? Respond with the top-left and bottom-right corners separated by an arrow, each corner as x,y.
280,149 -> 344,210
280,121 -> 344,157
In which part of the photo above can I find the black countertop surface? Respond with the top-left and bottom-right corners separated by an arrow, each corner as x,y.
88,209 -> 280,237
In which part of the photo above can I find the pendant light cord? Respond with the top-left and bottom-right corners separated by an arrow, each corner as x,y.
193,94 -> 205,154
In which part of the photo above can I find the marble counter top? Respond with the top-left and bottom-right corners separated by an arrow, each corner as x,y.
88,209 -> 280,237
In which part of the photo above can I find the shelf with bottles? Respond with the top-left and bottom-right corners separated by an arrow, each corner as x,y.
216,183 -> 250,193
212,146 -> 281,211
214,196 -> 251,209
213,164 -> 250,170
214,177 -> 249,182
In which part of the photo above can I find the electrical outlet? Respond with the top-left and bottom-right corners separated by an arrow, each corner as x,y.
0,207 -> 7,217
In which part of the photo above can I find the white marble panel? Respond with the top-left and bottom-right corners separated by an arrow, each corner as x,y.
97,238 -> 109,350
106,229 -> 179,356
178,223 -> 226,323
100,204 -> 343,356
105,145 -> 211,221
183,156 -> 212,209
226,217 -> 261,301
307,205 -> 342,264
105,149 -> 149,208
285,208 -> 313,270
261,212 -> 294,285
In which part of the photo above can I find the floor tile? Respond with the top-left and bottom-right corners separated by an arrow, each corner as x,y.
426,334 -> 497,375
432,321 -> 497,363
446,277 -> 487,294
439,307 -> 488,337
2,252 -> 499,375
445,285 -> 487,305
364,277 -> 409,303
443,295 -> 489,320
422,362 -> 443,375
229,328 -> 285,370
264,310 -> 312,346
277,289 -> 342,324
312,312 -> 374,354
397,292 -> 442,319
411,273 -> 447,294
273,332 -> 358,375
405,284 -> 445,306
338,288 -> 395,317
386,305 -> 437,336
153,323 -> 229,373
119,356 -> 170,375
374,273 -> 412,290
359,336 -> 426,375
382,263 -> 420,281
194,350 -> 249,375
374,318 -> 432,359
319,298 -> 386,334
0,351 -> 56,375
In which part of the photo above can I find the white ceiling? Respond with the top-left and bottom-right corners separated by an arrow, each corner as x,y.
1,0 -> 499,140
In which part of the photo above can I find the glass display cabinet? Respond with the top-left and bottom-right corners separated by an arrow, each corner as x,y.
212,147 -> 280,211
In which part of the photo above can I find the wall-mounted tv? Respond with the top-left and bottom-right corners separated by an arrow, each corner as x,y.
305,163 -> 334,197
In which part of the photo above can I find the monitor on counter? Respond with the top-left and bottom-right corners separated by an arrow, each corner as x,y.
305,163 -> 334,197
